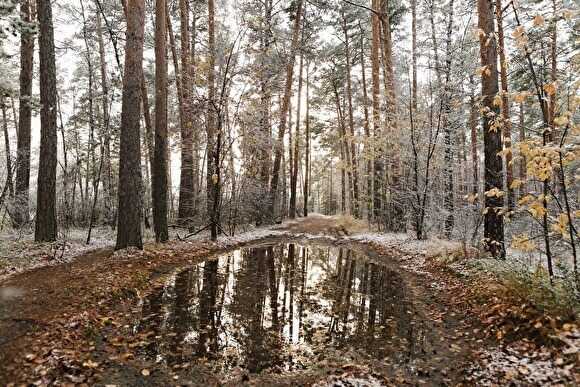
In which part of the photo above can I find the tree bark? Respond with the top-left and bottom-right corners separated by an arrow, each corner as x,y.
14,0 -> 34,228
478,0 -> 505,258
442,0 -> 455,238
207,0 -> 218,240
116,0 -> 145,250
359,23 -> 372,223
153,0 -> 169,242
289,34 -> 305,219
35,0 -> 58,242
370,0 -> 381,225
95,5 -> 114,224
342,10 -> 359,217
495,0 -> 514,209
303,61 -> 310,217
1,99 -> 13,197
177,0 -> 196,224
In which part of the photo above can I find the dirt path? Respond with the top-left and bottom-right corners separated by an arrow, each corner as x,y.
0,217 -> 575,385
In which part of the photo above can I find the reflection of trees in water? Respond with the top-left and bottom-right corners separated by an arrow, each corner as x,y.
229,246 -> 283,372
198,259 -> 219,356
137,243 -> 427,373
312,247 -> 423,360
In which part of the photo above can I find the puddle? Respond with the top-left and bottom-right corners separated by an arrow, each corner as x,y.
136,243 -> 432,375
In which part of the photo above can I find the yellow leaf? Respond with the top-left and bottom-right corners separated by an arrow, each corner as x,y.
533,15 -> 545,26
476,66 -> 488,76
551,213 -> 570,237
512,26 -> 525,38
493,94 -> 503,107
485,187 -> 505,198
465,193 -> 478,204
518,194 -> 534,206
544,82 -> 557,96
528,201 -> 547,219
141,369 -> 150,376
553,116 -> 567,126
510,179 -> 523,189
513,91 -> 529,104
511,234 -> 536,252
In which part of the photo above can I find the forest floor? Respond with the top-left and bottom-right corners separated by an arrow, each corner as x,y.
0,214 -> 578,386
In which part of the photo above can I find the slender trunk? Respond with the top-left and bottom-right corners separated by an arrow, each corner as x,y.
359,24 -> 372,223
370,0 -> 381,225
548,0 -> 557,142
152,0 -> 169,242
518,102 -> 526,196
1,99 -> 13,197
57,93 -> 70,227
258,0 -> 273,224
268,0 -> 304,220
469,75 -> 479,197
177,0 -> 195,223
442,0 -> 455,238
303,61 -> 310,217
14,0 -> 34,227
496,0 -> 514,209
207,0 -> 218,240
35,0 -> 58,242
115,0 -> 145,250
342,10 -> 359,217
411,0 -> 417,113
380,0 -> 401,231
95,5 -> 114,225
80,0 -> 97,225
289,36 -> 305,219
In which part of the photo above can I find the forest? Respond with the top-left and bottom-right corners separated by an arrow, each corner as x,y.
0,0 -> 578,385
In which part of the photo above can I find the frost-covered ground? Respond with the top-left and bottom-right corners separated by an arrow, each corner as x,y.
0,227 -> 114,281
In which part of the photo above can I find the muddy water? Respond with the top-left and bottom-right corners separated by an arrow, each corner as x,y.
136,243 -> 432,375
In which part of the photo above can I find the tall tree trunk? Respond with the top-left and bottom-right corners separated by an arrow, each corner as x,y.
153,0 -> 169,242
1,99 -> 13,197
518,101 -> 526,196
80,0 -> 97,226
258,0 -> 273,224
469,75 -> 479,197
370,0 -> 381,225
268,0 -> 304,220
289,37 -> 305,219
380,0 -> 401,231
478,0 -> 505,258
116,0 -> 145,250
207,0 -> 218,241
57,93 -> 70,227
411,0 -> 417,113
95,5 -> 114,225
333,83 -> 354,215
548,0 -> 557,142
495,0 -> 514,209
177,0 -> 196,224
342,10 -> 359,217
303,61 -> 310,217
14,0 -> 34,228
442,0 -> 455,238
359,23 -> 372,223
35,0 -> 58,242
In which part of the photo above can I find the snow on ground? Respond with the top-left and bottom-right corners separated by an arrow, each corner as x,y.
0,227 -> 113,281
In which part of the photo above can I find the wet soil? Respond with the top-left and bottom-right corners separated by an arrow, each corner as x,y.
0,230 -> 486,386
